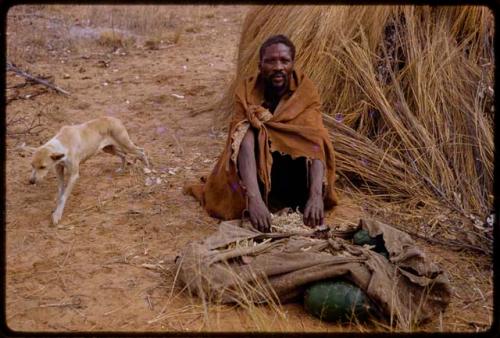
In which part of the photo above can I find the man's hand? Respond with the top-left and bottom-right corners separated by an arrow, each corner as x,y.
248,195 -> 271,232
303,193 -> 324,227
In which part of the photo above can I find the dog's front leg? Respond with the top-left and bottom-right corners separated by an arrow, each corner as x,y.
52,165 -> 79,225
56,164 -> 65,203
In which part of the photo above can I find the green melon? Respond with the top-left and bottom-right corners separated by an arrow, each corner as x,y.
353,229 -> 377,246
303,279 -> 373,322
353,229 -> 390,259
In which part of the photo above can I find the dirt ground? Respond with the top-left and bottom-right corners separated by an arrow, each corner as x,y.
4,5 -> 493,333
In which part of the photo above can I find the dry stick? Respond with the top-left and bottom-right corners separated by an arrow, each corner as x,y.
57,239 -> 76,271
455,315 -> 491,327
6,62 -> 71,95
39,299 -> 80,308
7,90 -> 48,104
189,106 -> 212,117
169,256 -> 184,300
148,305 -> 202,324
145,295 -> 153,311
167,126 -> 184,155
7,113 -> 44,135
402,227 -> 491,255
51,238 -> 76,295
103,288 -> 147,316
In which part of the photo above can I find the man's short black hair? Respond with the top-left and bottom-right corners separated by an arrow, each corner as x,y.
259,34 -> 296,61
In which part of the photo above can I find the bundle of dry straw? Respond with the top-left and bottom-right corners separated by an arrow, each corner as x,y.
216,5 -> 494,249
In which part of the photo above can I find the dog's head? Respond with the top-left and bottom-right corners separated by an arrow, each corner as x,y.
29,147 -> 64,184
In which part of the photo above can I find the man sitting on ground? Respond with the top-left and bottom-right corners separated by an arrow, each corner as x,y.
186,34 -> 338,232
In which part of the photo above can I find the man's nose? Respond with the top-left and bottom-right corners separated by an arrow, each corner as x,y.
273,61 -> 284,71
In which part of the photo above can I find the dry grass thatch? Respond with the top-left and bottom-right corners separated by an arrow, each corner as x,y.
216,5 -> 494,252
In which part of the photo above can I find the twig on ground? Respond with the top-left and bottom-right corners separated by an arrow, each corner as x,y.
7,62 -> 71,95
58,239 -> 76,270
455,315 -> 491,327
7,89 -> 49,104
395,226 -> 491,255
168,127 -> 184,155
147,305 -> 203,324
140,263 -> 167,272
39,296 -> 82,309
189,106 -> 212,117
145,295 -> 154,311
6,112 -> 45,136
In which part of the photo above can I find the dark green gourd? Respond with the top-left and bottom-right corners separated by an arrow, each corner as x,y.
303,279 -> 373,322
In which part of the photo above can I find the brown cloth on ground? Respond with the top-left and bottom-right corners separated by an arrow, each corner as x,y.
185,69 -> 339,220
175,219 -> 451,329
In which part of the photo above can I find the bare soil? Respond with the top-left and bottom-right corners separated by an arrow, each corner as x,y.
4,5 -> 493,333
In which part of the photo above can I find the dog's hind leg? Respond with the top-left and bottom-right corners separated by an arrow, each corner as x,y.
102,145 -> 128,172
52,164 -> 79,225
112,128 -> 150,168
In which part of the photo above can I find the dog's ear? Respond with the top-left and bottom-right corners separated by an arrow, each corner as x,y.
50,153 -> 65,161
17,142 -> 37,154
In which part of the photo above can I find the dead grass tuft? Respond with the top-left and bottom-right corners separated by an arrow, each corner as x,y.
171,26 -> 183,45
6,5 -> 213,64
144,38 -> 160,50
97,30 -> 135,49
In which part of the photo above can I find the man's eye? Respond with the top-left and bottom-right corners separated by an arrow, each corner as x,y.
264,58 -> 291,65
39,166 -> 46,169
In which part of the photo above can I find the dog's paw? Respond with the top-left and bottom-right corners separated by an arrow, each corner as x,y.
52,210 -> 63,225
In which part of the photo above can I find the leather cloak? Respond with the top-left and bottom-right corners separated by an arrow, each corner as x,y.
186,69 -> 338,220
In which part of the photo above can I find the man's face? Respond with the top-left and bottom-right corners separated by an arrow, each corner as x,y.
259,43 -> 294,93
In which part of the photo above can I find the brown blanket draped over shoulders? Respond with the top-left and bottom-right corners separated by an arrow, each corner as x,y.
186,69 -> 338,220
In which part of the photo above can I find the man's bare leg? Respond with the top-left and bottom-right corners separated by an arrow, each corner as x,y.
237,129 -> 271,232
303,159 -> 324,227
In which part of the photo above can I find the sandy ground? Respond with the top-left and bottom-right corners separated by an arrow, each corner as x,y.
4,5 -> 493,333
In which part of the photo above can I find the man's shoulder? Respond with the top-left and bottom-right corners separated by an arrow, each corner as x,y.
234,72 -> 261,96
293,69 -> 315,86
237,73 -> 260,86
291,69 -> 319,97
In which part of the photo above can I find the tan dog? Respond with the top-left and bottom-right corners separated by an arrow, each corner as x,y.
27,116 -> 149,225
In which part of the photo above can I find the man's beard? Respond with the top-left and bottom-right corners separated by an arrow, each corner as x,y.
265,71 -> 289,95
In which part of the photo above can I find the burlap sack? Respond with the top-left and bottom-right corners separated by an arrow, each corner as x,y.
175,219 -> 451,328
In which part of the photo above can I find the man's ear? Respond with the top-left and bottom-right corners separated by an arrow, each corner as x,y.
50,153 -> 65,161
